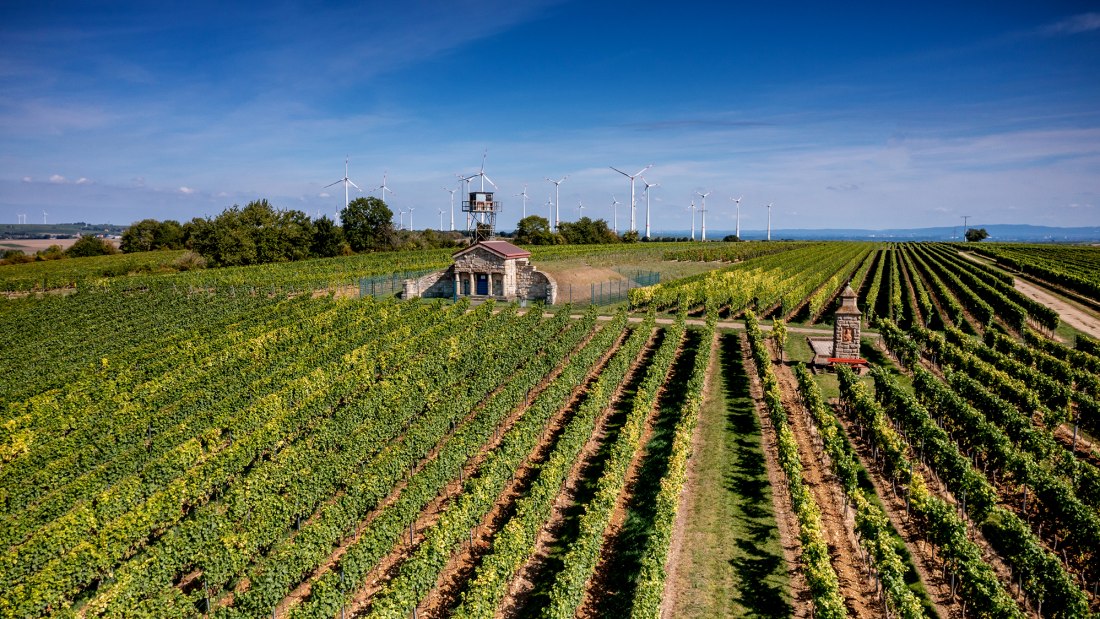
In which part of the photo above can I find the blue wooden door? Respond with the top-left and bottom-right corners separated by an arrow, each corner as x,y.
476,273 -> 489,295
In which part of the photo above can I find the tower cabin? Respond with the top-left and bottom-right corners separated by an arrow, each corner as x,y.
808,283 -> 867,371
402,239 -> 557,304
463,190 -> 499,242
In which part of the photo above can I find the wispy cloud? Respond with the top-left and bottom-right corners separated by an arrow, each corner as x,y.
1040,12 -> 1100,37
178,186 -> 194,195
49,174 -> 65,183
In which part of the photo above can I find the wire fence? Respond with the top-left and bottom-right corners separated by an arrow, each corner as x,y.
587,270 -> 660,305
359,268 -> 438,298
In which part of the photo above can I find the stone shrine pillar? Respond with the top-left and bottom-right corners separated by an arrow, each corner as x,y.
833,283 -> 861,359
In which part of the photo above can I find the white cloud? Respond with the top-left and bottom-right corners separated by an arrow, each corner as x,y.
49,174 -> 66,183
21,176 -> 31,183
75,177 -> 90,184
1041,13 -> 1100,36
319,192 -> 330,198
178,186 -> 194,194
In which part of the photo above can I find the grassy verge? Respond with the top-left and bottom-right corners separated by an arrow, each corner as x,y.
665,331 -> 790,617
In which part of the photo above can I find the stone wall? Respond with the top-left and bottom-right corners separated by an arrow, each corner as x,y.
403,266 -> 455,299
517,265 -> 557,304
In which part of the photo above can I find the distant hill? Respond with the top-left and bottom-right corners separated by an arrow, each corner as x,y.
657,224 -> 1100,243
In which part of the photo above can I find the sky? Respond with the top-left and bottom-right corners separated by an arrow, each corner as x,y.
1,1 -> 1099,234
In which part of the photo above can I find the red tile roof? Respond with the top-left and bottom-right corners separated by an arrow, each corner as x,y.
454,240 -> 531,259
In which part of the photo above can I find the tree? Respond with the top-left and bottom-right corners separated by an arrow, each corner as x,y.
964,228 -> 989,242
121,219 -> 185,253
310,216 -> 348,257
558,217 -> 619,244
189,199 -> 315,266
515,215 -> 554,245
66,235 -> 120,258
621,230 -> 639,243
341,196 -> 394,251
723,234 -> 741,242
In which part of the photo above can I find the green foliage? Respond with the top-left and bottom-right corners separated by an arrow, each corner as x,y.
514,215 -> 557,245
120,219 -> 184,253
557,216 -> 620,245
65,235 -> 120,258
964,228 -> 988,242
188,199 -> 316,267
309,216 -> 347,258
341,196 -> 394,252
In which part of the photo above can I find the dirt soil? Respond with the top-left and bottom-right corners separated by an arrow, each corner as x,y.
771,353 -> 880,617
537,265 -> 628,305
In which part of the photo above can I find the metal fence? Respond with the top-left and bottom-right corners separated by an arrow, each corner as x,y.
359,268 -> 438,298
588,270 -> 660,305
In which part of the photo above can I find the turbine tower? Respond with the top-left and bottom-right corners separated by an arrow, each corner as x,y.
577,199 -> 585,219
696,191 -> 711,241
514,184 -> 529,219
689,201 -> 696,241
324,156 -> 361,209
42,210 -> 48,225
611,195 -> 621,234
730,196 -> 742,239
610,164 -> 652,233
376,172 -> 395,205
766,203 -> 773,241
438,208 -> 444,231
641,177 -> 659,239
444,187 -> 457,231
546,176 -> 567,233
407,207 -> 414,231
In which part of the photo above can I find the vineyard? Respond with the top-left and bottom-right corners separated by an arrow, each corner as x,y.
3,240 -> 1100,618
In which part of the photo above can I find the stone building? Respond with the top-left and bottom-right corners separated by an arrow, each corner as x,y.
403,240 -> 557,304
809,283 -> 865,368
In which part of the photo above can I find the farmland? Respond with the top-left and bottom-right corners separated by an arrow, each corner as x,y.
3,240 -> 1100,618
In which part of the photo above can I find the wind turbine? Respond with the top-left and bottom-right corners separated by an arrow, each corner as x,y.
696,191 -> 711,241
398,208 -> 406,230
42,210 -> 48,225
641,177 -> 659,239
730,196 -> 743,239
545,195 -> 554,221
545,176 -> 567,233
444,187 -> 457,231
766,203 -> 774,241
473,151 -> 497,192
610,164 -> 652,233
376,172 -> 395,205
514,184 -> 530,219
689,201 -> 696,240
438,208 -> 444,231
407,206 -> 415,231
577,199 -> 585,219
324,156 -> 361,210
610,195 -> 621,234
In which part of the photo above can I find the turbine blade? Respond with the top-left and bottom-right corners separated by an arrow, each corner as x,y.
324,179 -> 343,188
609,166 -> 629,177
348,180 -> 361,191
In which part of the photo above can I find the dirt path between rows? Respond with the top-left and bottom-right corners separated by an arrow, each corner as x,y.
956,250 -> 1100,339
771,354 -> 879,616
660,329 -> 718,619
740,333 -> 810,618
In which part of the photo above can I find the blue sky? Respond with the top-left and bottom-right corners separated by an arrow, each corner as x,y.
2,1 -> 1098,233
